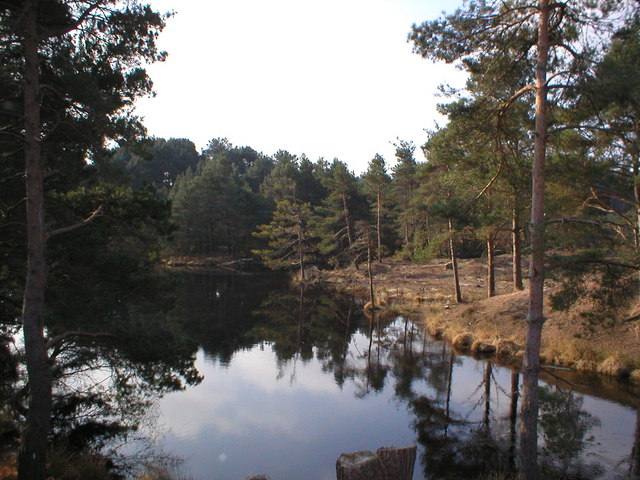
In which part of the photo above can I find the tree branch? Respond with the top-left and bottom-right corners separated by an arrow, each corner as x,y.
46,205 -> 103,239
545,216 -> 630,240
498,84 -> 536,115
39,1 -> 104,40
548,257 -> 640,271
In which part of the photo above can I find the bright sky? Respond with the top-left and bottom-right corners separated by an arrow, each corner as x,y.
135,0 -> 466,174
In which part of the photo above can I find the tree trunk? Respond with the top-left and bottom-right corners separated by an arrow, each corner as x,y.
376,189 -> 382,263
487,234 -> 495,298
297,213 -> 305,282
448,218 -> 462,303
403,215 -> 410,248
519,2 -> 550,479
342,194 -> 353,246
634,160 -> 640,251
336,446 -> 416,480
367,235 -> 375,309
512,201 -> 524,291
18,2 -> 53,480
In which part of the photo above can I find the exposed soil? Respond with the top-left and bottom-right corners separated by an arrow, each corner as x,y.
322,255 -> 640,382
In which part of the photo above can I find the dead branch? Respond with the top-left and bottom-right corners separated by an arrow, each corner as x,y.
545,216 -> 630,240
547,257 -> 640,271
46,205 -> 103,239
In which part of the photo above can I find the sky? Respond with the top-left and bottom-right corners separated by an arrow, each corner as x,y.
134,0 -> 467,174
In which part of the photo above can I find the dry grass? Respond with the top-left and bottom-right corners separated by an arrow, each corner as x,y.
325,255 -> 640,380
451,332 -> 474,351
597,356 -> 633,378
495,340 -> 521,360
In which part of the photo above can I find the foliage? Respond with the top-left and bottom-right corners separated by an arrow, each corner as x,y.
107,138 -> 201,192
168,139 -> 271,256
253,199 -> 318,271
313,160 -> 369,266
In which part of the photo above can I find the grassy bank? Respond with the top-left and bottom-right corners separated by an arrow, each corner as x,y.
323,256 -> 640,382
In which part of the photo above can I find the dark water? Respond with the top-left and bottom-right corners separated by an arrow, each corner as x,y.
144,271 -> 639,480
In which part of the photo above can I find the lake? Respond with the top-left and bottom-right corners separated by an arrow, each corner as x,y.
141,271 -> 640,480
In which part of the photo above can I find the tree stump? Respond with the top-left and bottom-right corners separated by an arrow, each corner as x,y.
336,446 -> 417,480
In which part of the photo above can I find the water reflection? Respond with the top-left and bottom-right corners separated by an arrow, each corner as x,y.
154,272 -> 640,480
4,270 -> 638,479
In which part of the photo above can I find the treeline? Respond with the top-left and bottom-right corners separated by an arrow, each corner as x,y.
113,3 -> 634,317
109,137 -> 427,266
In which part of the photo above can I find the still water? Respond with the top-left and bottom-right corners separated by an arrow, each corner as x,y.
148,271 -> 640,480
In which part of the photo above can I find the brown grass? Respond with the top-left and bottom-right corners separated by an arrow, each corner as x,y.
325,255 -> 640,380
597,356 -> 633,378
452,332 -> 474,351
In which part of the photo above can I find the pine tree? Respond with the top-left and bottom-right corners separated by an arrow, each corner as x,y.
363,154 -> 391,262
391,140 -> 419,253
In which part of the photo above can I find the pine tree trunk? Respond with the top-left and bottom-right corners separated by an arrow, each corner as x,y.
487,234 -> 495,298
519,2 -> 550,479
297,213 -> 305,282
376,189 -> 382,263
633,160 -> 640,250
448,218 -> 462,303
367,236 -> 375,309
18,2 -> 53,480
404,215 -> 410,248
512,201 -> 524,291
342,195 -> 353,245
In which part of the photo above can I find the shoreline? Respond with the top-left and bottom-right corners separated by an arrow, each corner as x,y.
321,257 -> 640,383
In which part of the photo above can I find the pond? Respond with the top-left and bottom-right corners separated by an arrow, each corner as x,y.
144,271 -> 639,480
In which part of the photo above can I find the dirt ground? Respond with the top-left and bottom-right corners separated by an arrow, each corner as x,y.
323,255 -> 640,381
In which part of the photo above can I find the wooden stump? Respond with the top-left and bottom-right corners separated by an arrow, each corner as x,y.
336,446 -> 417,480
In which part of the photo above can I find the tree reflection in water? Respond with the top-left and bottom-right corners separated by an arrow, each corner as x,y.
537,385 -> 602,478
1,269 -> 204,477
3,271 -> 637,479
239,278 -> 634,480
